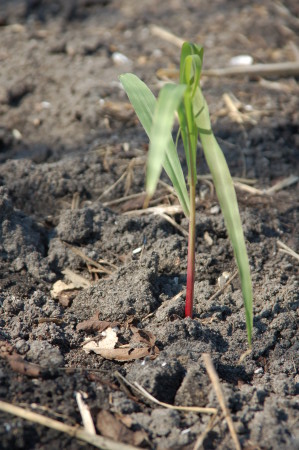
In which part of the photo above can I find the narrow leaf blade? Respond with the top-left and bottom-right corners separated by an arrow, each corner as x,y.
147,83 -> 187,197
119,74 -> 189,216
196,93 -> 253,344
119,73 -> 156,137
180,42 -> 204,84
201,130 -> 253,344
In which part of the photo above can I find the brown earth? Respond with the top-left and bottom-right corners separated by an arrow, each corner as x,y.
0,1 -> 298,449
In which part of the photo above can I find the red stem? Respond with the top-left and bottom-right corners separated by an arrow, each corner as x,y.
185,181 -> 196,318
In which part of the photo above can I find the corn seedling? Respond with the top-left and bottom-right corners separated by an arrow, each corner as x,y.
120,42 -> 253,346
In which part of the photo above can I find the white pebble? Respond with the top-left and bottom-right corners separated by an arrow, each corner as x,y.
12,129 -> 22,140
229,55 -> 253,66
132,247 -> 142,255
41,101 -> 51,109
112,52 -> 131,66
210,205 -> 220,215
152,48 -> 163,58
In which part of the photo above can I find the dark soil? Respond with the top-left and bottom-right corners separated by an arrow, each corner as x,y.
0,1 -> 298,449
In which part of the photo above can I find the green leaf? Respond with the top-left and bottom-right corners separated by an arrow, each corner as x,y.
178,47 -> 203,185
119,73 -> 156,137
196,93 -> 253,345
177,87 -> 198,185
119,74 -> 190,216
182,55 -> 202,96
147,83 -> 187,198
180,42 -> 204,85
192,87 -> 211,130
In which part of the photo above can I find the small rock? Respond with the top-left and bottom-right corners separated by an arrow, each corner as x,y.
27,341 -> 64,368
210,205 -> 220,215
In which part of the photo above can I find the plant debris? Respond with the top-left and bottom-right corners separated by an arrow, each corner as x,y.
96,410 -> 148,447
77,311 -> 120,333
0,341 -> 42,378
81,319 -> 159,361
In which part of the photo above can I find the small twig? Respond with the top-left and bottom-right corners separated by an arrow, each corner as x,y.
202,354 -> 241,450
148,193 -> 172,206
288,41 -> 299,62
98,170 -> 127,201
192,413 -> 220,450
158,212 -> 188,237
157,179 -> 176,195
235,175 -> 298,196
98,259 -> 117,268
238,348 -> 252,365
150,24 -> 184,48
277,240 -> 299,262
114,372 -> 138,401
0,400 -> 142,450
98,157 -> 145,201
75,391 -> 96,435
115,372 -> 217,415
204,61 -> 299,78
170,289 -> 186,302
259,78 -> 299,93
197,174 -> 257,186
264,175 -> 298,195
200,174 -> 297,196
233,182 -> 265,196
156,61 -> 299,79
38,317 -> 64,325
133,382 -> 217,415
124,203 -> 187,236
62,268 -> 91,288
207,271 -> 238,303
222,93 -> 245,124
63,242 -> 113,275
141,289 -> 186,322
103,191 -> 147,207
71,192 -> 80,210
24,402 -> 76,424
123,204 -> 183,216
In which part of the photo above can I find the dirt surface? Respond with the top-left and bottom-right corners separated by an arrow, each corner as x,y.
0,1 -> 298,449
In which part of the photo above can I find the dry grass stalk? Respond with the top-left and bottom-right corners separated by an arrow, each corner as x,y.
150,24 -> 184,48
197,174 -> 257,186
203,61 -> 299,78
103,191 -> 147,207
0,400 -> 142,450
158,212 -> 188,236
265,175 -> 298,194
124,204 -> 183,216
156,62 -> 299,80
75,391 -> 96,435
115,372 -> 217,414
277,240 -> 299,262
98,170 -> 128,201
192,413 -> 220,450
62,268 -> 91,288
259,78 -> 299,93
71,192 -> 80,210
202,354 -> 241,450
233,182 -> 265,196
63,242 -> 113,275
207,270 -> 238,303
133,382 -> 217,415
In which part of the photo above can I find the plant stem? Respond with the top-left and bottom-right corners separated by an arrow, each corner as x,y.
185,179 -> 196,317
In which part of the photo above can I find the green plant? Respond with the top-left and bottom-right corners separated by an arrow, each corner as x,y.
120,42 -> 253,346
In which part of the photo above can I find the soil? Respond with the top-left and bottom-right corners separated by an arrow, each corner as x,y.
0,1 -> 298,449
